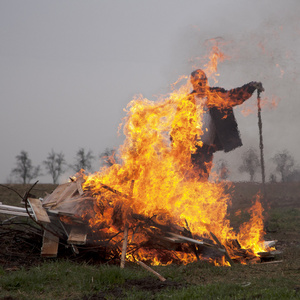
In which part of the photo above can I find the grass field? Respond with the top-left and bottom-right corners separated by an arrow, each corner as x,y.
0,182 -> 299,299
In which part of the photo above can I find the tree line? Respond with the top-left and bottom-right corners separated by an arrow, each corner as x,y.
9,147 -> 299,184
9,148 -> 116,184
216,148 -> 299,182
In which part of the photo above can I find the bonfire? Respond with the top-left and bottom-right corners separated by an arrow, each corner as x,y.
1,45 -> 278,269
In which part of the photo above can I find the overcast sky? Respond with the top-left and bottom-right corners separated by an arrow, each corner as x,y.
1,0 -> 299,183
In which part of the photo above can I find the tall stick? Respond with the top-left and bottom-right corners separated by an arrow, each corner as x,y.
257,90 -> 266,197
120,223 -> 129,269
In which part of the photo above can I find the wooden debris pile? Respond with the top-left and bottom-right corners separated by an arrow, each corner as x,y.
0,177 -> 281,267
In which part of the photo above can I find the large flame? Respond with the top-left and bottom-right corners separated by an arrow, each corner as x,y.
237,194 -> 267,254
81,45 -> 268,265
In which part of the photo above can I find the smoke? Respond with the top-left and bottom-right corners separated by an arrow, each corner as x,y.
164,3 -> 300,181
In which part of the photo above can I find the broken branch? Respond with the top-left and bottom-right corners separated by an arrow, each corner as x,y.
137,260 -> 166,282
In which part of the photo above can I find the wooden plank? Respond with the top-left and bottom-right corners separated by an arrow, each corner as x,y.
42,181 -> 79,208
42,182 -> 70,207
41,228 -> 59,257
28,198 -> 50,223
67,226 -> 87,245
52,181 -> 79,208
76,177 -> 85,195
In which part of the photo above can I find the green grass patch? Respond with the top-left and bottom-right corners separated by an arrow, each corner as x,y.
1,260 -> 300,299
0,260 -> 140,299
267,207 -> 300,232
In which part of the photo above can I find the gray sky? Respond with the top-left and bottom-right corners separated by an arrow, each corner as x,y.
1,0 -> 299,183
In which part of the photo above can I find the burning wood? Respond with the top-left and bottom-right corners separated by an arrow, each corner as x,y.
0,59 -> 279,267
1,175 -> 276,266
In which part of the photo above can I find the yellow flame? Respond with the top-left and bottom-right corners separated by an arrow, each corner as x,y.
80,45 -> 267,265
237,194 -> 266,254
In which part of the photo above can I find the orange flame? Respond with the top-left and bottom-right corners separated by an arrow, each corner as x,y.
203,44 -> 229,84
237,194 -> 266,254
79,46 -> 268,266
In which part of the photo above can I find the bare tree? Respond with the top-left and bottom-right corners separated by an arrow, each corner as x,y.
238,148 -> 260,182
272,149 -> 295,182
11,150 -> 41,184
216,159 -> 230,181
99,147 -> 119,167
286,168 -> 300,182
269,173 -> 277,183
71,148 -> 95,173
43,150 -> 67,184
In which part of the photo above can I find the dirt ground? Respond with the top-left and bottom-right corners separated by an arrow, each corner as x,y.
0,182 -> 299,298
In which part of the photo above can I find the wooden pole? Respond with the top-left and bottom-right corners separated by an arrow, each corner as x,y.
120,223 -> 129,269
257,90 -> 266,198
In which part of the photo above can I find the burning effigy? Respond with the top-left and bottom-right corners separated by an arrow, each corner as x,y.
6,45 -> 278,268
32,47 -> 278,267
